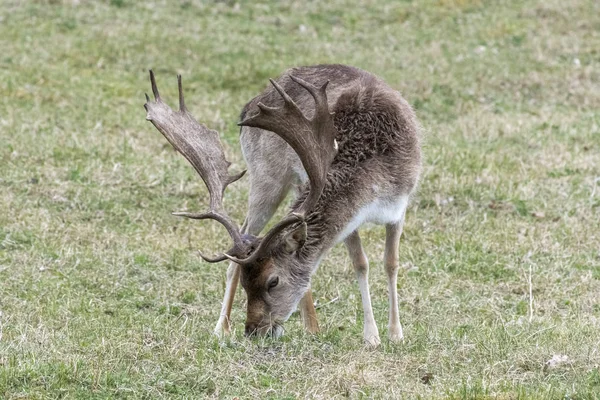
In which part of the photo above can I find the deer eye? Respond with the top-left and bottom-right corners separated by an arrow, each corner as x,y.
268,276 -> 279,291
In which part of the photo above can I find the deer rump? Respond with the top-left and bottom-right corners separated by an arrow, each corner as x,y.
145,64 -> 421,345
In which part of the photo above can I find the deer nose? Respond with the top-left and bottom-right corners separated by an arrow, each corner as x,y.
245,323 -> 257,337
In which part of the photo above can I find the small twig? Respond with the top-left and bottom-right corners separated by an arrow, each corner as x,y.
524,325 -> 555,341
178,314 -> 189,331
528,264 -> 534,322
315,296 -> 339,310
591,177 -> 600,199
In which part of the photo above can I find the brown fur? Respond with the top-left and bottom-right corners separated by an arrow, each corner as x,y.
237,64 -> 422,336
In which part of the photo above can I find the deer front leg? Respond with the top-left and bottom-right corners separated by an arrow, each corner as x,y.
345,231 -> 380,347
213,262 -> 241,336
385,219 -> 405,342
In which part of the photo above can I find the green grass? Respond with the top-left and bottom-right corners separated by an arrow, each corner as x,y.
1,0 -> 599,398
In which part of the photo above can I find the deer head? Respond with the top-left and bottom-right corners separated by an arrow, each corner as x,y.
144,71 -> 337,337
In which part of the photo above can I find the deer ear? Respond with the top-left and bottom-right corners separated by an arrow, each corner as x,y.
283,222 -> 307,253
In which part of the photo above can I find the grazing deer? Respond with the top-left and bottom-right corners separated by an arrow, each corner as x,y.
144,64 -> 421,346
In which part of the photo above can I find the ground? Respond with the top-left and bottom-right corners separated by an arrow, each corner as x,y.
1,0 -> 599,399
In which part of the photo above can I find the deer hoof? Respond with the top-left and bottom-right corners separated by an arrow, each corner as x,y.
213,320 -> 232,338
389,325 -> 404,343
364,333 -> 381,348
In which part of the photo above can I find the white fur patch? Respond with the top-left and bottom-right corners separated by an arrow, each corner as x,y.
335,195 -> 408,243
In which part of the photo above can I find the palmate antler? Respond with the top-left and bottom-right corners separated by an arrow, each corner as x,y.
239,76 -> 338,215
225,77 -> 339,265
144,71 -> 247,262
144,71 -> 337,265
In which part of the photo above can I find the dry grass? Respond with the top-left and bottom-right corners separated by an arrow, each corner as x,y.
1,0 -> 599,398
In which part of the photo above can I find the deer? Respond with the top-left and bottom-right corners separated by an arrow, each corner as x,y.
144,64 -> 421,346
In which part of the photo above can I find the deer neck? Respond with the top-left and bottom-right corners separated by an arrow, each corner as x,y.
294,175 -> 362,271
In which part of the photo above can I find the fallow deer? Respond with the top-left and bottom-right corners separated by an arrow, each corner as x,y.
144,64 -> 421,346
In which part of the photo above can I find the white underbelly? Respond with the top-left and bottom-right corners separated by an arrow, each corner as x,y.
335,195 -> 409,243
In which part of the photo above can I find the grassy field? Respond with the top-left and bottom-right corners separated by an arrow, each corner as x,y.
1,0 -> 599,398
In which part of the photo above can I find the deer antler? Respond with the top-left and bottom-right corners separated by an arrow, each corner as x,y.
144,72 -> 337,266
238,76 -> 337,215
144,70 -> 247,262
222,75 -> 338,265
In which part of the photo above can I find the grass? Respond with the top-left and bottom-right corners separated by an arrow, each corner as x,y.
1,0 -> 599,398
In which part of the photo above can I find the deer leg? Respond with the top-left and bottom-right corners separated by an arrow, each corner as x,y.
299,288 -> 319,334
213,261 -> 241,336
385,217 -> 406,343
345,230 -> 380,347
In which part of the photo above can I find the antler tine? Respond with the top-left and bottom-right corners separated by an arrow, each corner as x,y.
267,78 -> 296,107
177,74 -> 187,112
149,69 -> 161,101
238,75 -> 337,215
197,251 -> 230,263
144,71 -> 247,262
289,75 -> 330,114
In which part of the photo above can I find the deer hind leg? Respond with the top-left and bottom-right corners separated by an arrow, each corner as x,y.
345,230 -> 380,347
385,216 -> 406,342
